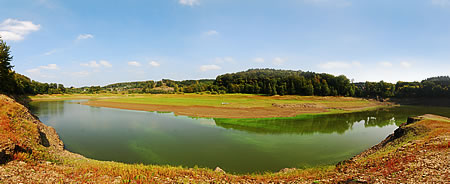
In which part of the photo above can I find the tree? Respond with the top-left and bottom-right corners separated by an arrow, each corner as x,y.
0,38 -> 14,93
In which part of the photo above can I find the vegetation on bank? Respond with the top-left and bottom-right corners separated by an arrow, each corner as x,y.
1,95 -> 448,183
1,38 -> 449,99
93,94 -> 374,108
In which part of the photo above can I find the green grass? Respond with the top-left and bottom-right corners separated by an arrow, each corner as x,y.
93,93 -> 375,108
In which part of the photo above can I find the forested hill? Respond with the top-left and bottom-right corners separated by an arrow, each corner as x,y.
423,76 -> 450,86
215,69 -> 449,98
215,69 -> 354,96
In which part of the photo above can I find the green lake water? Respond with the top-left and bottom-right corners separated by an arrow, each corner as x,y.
30,100 -> 450,174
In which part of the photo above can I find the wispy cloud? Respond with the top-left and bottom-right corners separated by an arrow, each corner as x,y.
253,57 -> 265,63
81,60 -> 112,68
179,0 -> 199,6
99,60 -> 112,67
149,61 -> 160,67
215,57 -> 234,64
204,30 -> 219,36
400,61 -> 412,68
379,61 -> 393,67
77,34 -> 94,40
40,64 -> 59,70
0,19 -> 40,41
318,61 -> 361,69
26,64 -> 59,76
71,71 -> 90,77
200,64 -> 221,72
43,49 -> 59,56
431,0 -> 450,7
273,57 -> 285,65
128,61 -> 141,67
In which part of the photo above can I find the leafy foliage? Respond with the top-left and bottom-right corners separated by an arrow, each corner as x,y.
214,69 -> 355,96
0,38 -> 14,94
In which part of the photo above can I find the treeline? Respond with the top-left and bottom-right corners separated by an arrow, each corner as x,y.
76,79 -> 216,94
214,69 -> 355,96
214,69 -> 449,98
0,39 -> 67,95
355,76 -> 450,98
1,38 -> 448,98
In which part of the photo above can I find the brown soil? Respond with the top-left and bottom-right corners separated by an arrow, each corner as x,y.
82,101 -> 383,119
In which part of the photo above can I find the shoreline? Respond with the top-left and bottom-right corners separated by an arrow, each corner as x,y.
32,94 -> 389,119
1,94 -> 449,183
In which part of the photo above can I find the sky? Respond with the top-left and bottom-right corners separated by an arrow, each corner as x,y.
1,0 -> 449,87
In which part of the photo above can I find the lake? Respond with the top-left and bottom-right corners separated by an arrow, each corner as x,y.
30,100 -> 450,174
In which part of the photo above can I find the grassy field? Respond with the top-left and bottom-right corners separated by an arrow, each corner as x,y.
31,93 -> 372,107
97,94 -> 373,108
30,93 -> 387,119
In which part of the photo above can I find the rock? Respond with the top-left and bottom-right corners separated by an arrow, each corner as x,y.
406,117 -> 423,125
279,168 -> 296,173
214,167 -> 225,174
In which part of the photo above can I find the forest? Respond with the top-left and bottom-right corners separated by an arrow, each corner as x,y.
1,38 -> 449,98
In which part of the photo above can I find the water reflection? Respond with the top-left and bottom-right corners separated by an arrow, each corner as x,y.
214,106 -> 450,135
29,100 -> 450,174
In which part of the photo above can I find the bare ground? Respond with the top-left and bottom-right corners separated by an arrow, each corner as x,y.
82,100 -> 385,119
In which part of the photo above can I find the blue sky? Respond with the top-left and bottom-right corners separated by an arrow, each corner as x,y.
1,0 -> 449,87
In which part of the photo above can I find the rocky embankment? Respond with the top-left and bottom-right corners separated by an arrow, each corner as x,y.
0,95 -> 63,164
0,94 -> 448,183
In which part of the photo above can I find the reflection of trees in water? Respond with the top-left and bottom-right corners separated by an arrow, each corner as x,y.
30,101 -> 66,117
214,112 -> 372,135
214,106 -> 450,135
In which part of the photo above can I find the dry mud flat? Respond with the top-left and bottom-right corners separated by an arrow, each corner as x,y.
82,100 -> 384,119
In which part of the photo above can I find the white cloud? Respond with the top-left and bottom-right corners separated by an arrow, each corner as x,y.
40,64 -> 59,70
318,61 -> 362,69
179,0 -> 199,6
71,71 -> 90,77
273,57 -> 285,65
215,57 -> 234,64
77,34 -> 94,40
99,60 -> 112,67
26,68 -> 41,75
81,60 -> 112,68
352,61 -> 362,67
400,61 -> 412,68
81,61 -> 101,68
253,57 -> 265,63
303,0 -> 351,7
44,49 -> 58,56
26,64 -> 59,76
379,61 -> 393,67
200,64 -> 221,72
149,61 -> 160,67
319,61 -> 351,69
432,0 -> 450,7
0,19 -> 40,41
128,61 -> 141,67
204,30 -> 219,36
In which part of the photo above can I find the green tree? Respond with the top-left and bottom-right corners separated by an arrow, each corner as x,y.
0,38 -> 14,93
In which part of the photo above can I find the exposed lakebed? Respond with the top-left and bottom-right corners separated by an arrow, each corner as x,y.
30,100 -> 450,174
